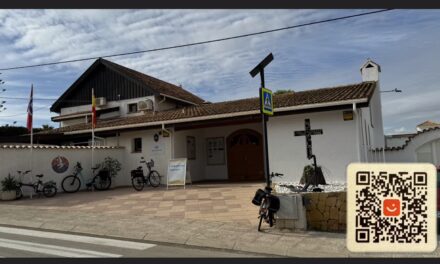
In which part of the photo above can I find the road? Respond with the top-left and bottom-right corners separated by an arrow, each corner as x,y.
0,226 -> 265,258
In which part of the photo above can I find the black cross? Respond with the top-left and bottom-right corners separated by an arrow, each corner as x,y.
294,119 -> 323,159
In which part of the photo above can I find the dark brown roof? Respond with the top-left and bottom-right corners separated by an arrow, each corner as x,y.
50,58 -> 204,112
102,59 -> 204,105
42,81 -> 376,135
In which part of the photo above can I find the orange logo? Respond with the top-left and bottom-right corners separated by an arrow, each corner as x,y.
383,199 -> 400,217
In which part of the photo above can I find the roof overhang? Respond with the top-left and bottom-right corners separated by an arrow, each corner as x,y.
63,98 -> 369,135
51,106 -> 120,122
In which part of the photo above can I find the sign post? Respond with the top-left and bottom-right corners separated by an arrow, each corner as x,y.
250,53 -> 274,189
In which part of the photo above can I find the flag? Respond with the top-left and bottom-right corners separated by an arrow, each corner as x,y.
26,85 -> 33,132
91,88 -> 97,129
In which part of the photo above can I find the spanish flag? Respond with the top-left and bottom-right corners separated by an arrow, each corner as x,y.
91,88 -> 97,129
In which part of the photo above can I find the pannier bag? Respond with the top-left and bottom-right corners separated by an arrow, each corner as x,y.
252,189 -> 266,206
131,169 -> 143,178
267,194 -> 280,212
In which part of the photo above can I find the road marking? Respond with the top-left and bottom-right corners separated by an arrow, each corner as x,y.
0,226 -> 155,250
0,238 -> 121,258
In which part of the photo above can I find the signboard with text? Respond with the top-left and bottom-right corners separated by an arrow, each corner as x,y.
166,158 -> 187,189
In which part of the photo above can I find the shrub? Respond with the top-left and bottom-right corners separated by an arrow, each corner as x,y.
1,174 -> 18,192
300,165 -> 326,185
99,156 -> 122,178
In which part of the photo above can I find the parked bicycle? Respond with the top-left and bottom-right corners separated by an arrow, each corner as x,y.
252,172 -> 283,231
15,170 -> 57,199
61,162 -> 112,193
131,157 -> 161,191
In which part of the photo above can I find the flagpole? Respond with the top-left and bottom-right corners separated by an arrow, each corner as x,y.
28,84 -> 34,173
91,88 -> 95,170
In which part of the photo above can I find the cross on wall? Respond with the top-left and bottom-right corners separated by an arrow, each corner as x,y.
294,119 -> 323,159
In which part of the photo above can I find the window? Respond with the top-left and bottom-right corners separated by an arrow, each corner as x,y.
132,138 -> 142,153
127,103 -> 138,113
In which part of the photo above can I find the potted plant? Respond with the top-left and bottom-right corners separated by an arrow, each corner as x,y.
1,174 -> 19,201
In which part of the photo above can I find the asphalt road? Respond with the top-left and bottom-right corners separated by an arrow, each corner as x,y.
0,226 -> 265,258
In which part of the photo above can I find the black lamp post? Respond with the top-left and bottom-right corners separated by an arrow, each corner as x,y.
381,88 -> 402,93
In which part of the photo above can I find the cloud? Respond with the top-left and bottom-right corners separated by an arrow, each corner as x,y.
0,9 -> 438,133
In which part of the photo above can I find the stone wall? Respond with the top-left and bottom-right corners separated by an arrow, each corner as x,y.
303,192 -> 346,232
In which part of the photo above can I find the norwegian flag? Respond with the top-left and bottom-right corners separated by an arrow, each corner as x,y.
26,84 -> 33,132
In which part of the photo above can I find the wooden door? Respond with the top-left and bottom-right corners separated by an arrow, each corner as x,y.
227,129 -> 265,181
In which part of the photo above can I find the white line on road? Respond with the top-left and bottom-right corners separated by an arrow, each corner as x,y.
0,238 -> 121,258
0,226 -> 155,250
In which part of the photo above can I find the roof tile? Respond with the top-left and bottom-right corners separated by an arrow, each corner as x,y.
42,81 -> 376,134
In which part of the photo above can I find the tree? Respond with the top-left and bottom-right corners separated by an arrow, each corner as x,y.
41,124 -> 54,131
274,89 -> 294,95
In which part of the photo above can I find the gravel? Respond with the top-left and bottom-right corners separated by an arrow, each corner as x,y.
274,181 -> 347,194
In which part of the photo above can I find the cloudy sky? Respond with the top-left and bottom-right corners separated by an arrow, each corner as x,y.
0,9 -> 438,134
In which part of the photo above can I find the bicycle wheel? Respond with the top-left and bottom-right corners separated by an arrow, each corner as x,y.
257,214 -> 264,232
61,175 -> 81,193
131,176 -> 145,191
94,176 -> 112,191
43,185 -> 57,198
268,211 -> 274,227
16,188 -> 23,200
148,170 -> 161,187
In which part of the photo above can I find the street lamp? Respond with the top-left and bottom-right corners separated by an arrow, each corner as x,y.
381,88 -> 402,93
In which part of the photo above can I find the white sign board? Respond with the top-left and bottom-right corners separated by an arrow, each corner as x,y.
166,158 -> 187,189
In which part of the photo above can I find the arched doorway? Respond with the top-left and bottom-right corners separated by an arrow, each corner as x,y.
227,129 -> 265,181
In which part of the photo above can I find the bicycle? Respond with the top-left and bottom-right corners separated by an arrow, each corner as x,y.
131,157 -> 161,191
252,172 -> 283,232
15,170 -> 57,199
61,162 -> 112,193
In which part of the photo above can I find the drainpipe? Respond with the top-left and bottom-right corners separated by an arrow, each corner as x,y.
162,123 -> 174,159
353,103 -> 362,162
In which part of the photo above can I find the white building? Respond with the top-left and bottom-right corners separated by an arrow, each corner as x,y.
36,58 -> 386,184
383,121 -> 440,167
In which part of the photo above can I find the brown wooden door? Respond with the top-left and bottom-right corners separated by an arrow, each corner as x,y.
227,129 -> 265,181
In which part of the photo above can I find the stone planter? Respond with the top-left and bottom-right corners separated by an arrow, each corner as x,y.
1,190 -> 17,201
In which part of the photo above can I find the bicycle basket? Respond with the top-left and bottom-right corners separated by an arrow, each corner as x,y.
131,169 -> 143,178
98,169 -> 110,179
252,189 -> 266,206
267,194 -> 280,212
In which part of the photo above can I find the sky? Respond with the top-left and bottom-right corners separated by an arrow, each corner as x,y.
0,9 -> 438,134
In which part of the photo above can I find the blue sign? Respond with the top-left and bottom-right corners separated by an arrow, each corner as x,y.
261,87 -> 273,116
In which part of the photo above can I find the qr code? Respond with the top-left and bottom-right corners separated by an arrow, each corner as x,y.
347,163 -> 437,253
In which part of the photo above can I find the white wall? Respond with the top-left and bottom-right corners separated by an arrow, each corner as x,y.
105,128 -> 172,185
267,110 -> 358,183
386,136 -> 410,148
174,129 -> 205,182
0,147 -> 125,195
173,122 -> 263,181
58,96 -> 158,127
385,129 -> 440,167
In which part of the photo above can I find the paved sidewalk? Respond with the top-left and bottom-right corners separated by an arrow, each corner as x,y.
0,185 -> 439,257
6,183 -> 259,226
